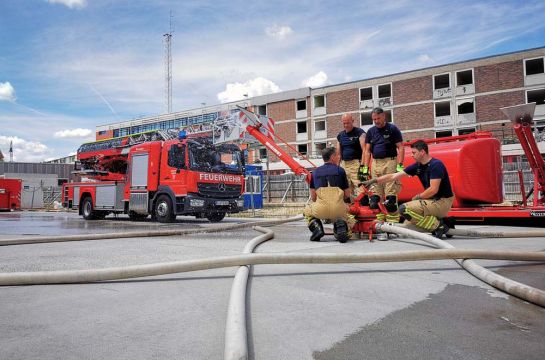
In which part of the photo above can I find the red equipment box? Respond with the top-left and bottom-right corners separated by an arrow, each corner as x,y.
0,178 -> 22,211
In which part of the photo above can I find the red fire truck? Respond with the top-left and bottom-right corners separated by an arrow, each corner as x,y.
63,131 -> 246,222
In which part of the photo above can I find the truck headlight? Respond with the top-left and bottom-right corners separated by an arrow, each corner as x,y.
236,199 -> 244,208
190,199 -> 205,207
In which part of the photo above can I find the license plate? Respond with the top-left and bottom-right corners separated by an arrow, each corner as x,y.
215,200 -> 230,206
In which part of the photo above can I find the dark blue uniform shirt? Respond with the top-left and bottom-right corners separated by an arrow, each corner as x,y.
365,123 -> 403,159
337,127 -> 365,161
404,158 -> 454,199
310,163 -> 349,190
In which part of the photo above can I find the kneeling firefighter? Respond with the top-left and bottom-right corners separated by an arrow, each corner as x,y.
303,147 -> 356,243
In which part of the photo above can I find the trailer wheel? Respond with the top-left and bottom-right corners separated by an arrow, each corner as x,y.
154,195 -> 175,223
81,196 -> 96,220
206,212 -> 225,222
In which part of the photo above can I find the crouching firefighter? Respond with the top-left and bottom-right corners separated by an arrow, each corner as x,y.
303,147 -> 356,243
361,140 -> 454,238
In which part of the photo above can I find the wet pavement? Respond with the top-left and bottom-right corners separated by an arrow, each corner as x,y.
1,211 -> 544,359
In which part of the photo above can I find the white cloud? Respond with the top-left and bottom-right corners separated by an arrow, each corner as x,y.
418,54 -> 432,63
46,0 -> 87,9
217,77 -> 281,103
265,25 -> 293,40
0,82 -> 16,102
0,135 -> 50,163
53,128 -> 93,138
302,71 -> 328,88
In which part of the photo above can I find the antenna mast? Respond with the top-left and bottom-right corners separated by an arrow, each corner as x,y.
163,11 -> 173,114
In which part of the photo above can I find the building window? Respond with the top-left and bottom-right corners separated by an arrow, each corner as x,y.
315,120 -> 326,132
359,87 -> 372,101
458,127 -> 476,135
297,121 -> 307,133
378,84 -> 391,98
434,73 -> 450,89
259,148 -> 267,159
435,101 -> 451,117
527,88 -> 545,105
525,58 -> 545,76
313,95 -> 325,108
361,112 -> 373,126
457,100 -> 475,114
456,70 -> 473,86
315,142 -> 326,152
435,130 -> 452,138
297,144 -> 308,155
98,130 -> 107,136
297,100 -> 306,111
256,105 -> 267,116
384,109 -> 393,123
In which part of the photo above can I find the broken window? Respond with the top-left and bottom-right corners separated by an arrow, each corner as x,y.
525,58 -> 545,76
297,100 -> 307,111
527,88 -> 545,105
361,112 -> 373,126
297,144 -> 308,155
360,87 -> 372,101
297,121 -> 307,133
457,100 -> 475,114
434,74 -> 450,89
458,128 -> 476,135
256,105 -> 267,116
378,84 -> 391,98
456,70 -> 473,86
435,130 -> 452,138
435,101 -> 451,117
259,148 -> 267,159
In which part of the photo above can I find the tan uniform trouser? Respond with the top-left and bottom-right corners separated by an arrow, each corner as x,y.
303,187 -> 356,228
371,158 -> 401,198
340,159 -> 361,196
404,196 -> 454,230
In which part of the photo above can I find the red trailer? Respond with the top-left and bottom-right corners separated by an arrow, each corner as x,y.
0,178 -> 22,211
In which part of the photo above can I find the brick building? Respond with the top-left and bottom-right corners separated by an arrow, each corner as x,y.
95,46 -> 545,171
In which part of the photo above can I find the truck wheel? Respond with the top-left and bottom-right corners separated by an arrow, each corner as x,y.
154,195 -> 175,223
206,212 -> 225,222
81,196 -> 96,220
128,211 -> 148,221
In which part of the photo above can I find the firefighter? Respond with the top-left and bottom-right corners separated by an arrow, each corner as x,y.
361,107 -> 404,222
336,113 -> 366,198
361,140 -> 453,238
304,147 -> 356,243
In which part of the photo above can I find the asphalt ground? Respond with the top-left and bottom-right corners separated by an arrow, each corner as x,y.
0,211 -> 544,360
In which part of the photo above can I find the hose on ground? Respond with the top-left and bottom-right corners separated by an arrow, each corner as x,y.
0,215 -> 303,246
377,223 -> 545,307
447,227 -> 545,238
0,249 -> 544,286
224,226 -> 273,360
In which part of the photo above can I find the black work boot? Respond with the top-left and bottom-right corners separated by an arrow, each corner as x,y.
308,218 -> 325,242
432,219 -> 450,239
443,217 -> 456,238
333,219 -> 350,243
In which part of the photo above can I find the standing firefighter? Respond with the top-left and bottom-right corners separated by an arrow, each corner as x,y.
337,113 -> 366,197
361,140 -> 453,238
362,107 -> 404,222
304,147 -> 355,243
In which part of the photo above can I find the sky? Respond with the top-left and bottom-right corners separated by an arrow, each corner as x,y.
1,0 -> 544,162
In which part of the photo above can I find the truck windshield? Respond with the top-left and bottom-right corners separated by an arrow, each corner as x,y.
188,142 -> 244,174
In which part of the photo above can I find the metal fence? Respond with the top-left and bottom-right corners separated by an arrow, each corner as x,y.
263,174 -> 310,203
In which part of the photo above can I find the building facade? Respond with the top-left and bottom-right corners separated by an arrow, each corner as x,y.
95,47 -> 545,170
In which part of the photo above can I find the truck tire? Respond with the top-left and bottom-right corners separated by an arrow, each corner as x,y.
81,196 -> 96,220
128,211 -> 148,221
154,195 -> 176,223
206,212 -> 225,222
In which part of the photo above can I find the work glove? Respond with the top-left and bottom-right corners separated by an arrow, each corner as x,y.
358,165 -> 369,182
396,163 -> 404,172
360,178 -> 377,189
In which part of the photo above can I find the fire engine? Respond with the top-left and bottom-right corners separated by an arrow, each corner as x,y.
63,129 -> 246,222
